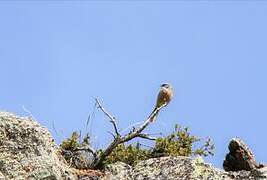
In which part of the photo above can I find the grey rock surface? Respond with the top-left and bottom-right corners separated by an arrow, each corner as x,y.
0,112 -> 75,179
103,156 -> 267,180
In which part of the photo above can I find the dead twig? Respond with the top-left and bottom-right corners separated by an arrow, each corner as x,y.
86,99 -> 97,133
137,134 -> 157,141
95,98 -> 120,137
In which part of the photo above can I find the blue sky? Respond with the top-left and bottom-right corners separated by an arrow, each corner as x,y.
0,2 -> 267,168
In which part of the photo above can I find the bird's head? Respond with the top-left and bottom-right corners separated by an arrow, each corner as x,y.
160,83 -> 171,89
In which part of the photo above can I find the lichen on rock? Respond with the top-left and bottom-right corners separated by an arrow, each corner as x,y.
0,112 -> 75,179
103,156 -> 267,180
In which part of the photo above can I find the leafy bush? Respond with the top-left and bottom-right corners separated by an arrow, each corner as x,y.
151,124 -> 214,158
102,124 -> 214,166
60,132 -> 80,151
60,132 -> 91,168
103,143 -> 149,166
60,131 -> 90,150
60,124 -> 215,168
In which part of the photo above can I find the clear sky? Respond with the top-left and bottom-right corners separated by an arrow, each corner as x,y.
0,2 -> 267,168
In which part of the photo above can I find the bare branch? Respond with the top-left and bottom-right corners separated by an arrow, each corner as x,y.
95,98 -> 120,137
137,134 -> 157,141
92,103 -> 167,169
120,103 -> 167,143
120,121 -> 143,134
138,143 -> 154,149
107,131 -> 116,139
51,120 -> 61,142
86,99 -> 97,133
22,105 -> 37,120
86,114 -> 91,130
148,132 -> 163,136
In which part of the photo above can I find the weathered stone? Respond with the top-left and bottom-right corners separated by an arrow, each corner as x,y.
103,156 -> 267,180
0,112 -> 75,179
61,149 -> 95,169
102,162 -> 132,180
223,138 -> 259,171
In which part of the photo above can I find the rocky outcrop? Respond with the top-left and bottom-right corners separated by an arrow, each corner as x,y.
0,112 -> 76,179
0,111 -> 266,180
103,156 -> 267,180
223,138 -> 261,171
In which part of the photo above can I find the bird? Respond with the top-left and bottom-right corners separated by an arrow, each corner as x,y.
149,83 -> 173,122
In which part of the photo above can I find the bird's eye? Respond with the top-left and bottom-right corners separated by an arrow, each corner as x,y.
161,83 -> 169,88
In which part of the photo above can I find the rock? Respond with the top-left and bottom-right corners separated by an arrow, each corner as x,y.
223,138 -> 259,171
102,162 -> 132,180
61,148 -> 95,169
103,156 -> 267,180
0,112 -> 76,179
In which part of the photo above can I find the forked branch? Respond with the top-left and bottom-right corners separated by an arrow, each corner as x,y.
92,98 -> 167,169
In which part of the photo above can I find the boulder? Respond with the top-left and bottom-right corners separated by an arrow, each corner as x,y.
0,112 -> 75,179
223,138 -> 259,171
103,156 -> 267,180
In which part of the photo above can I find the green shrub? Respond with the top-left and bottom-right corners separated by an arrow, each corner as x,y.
60,131 -> 80,151
103,143 -> 149,166
60,124 -> 215,168
60,132 -> 91,168
60,132 -> 90,151
151,124 -> 214,158
103,124 -> 214,166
